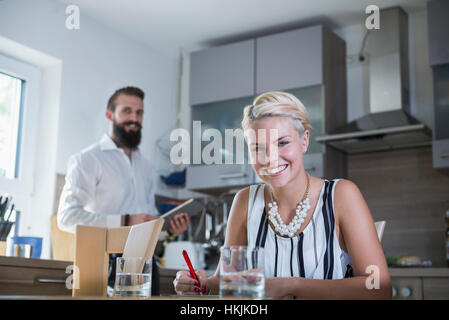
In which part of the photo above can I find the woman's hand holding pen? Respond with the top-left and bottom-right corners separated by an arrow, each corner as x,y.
173,269 -> 208,295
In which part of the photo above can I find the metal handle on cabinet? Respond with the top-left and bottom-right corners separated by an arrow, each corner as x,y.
219,173 -> 246,179
440,153 -> 449,159
35,278 -> 67,284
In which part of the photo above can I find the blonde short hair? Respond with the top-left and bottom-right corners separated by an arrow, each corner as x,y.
241,91 -> 311,135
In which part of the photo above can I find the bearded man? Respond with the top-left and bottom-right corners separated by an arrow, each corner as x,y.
57,86 -> 190,234
57,87 -> 190,295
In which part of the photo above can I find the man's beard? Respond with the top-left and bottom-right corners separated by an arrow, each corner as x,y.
112,120 -> 142,149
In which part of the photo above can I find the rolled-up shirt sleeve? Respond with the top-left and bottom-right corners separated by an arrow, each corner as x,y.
57,153 -> 121,233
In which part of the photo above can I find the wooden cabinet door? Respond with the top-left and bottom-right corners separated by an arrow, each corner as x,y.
433,139 -> 449,168
256,25 -> 323,93
423,278 -> 449,299
0,257 -> 71,296
190,40 -> 255,105
391,277 -> 423,300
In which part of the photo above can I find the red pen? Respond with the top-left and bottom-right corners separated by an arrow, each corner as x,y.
182,249 -> 205,295
182,249 -> 198,281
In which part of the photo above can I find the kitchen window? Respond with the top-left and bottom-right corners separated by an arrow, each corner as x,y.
0,71 -> 24,179
0,54 -> 40,195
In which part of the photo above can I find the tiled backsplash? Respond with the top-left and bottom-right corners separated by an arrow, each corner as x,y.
348,146 -> 449,267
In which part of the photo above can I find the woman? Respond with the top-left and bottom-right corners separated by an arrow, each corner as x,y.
174,91 -> 392,299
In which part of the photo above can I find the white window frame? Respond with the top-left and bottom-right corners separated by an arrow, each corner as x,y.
0,54 -> 41,196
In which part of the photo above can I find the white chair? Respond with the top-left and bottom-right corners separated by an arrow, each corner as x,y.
374,221 -> 386,242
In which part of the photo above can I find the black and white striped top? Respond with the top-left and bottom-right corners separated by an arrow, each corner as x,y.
247,180 -> 353,279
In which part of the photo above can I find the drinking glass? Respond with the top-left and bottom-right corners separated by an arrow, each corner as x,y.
113,257 -> 152,298
219,246 -> 264,299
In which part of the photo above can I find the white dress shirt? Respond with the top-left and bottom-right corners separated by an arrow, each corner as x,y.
57,134 -> 158,233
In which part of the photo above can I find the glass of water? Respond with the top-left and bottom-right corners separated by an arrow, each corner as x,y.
113,257 -> 152,298
219,246 -> 264,299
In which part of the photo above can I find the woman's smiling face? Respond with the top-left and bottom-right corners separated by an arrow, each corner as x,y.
247,116 -> 309,188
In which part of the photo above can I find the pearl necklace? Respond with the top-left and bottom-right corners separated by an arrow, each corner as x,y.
267,174 -> 311,238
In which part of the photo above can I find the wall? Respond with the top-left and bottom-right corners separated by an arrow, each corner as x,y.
0,0 -> 179,258
348,147 -> 449,267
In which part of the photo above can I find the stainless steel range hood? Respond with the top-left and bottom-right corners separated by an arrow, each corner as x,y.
316,7 -> 432,154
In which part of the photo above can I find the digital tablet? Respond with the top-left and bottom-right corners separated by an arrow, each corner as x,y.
160,198 -> 204,231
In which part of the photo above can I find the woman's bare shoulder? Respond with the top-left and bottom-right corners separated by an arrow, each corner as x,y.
230,186 -> 250,216
334,179 -> 370,221
334,179 -> 363,200
235,186 -> 250,200
224,186 -> 253,246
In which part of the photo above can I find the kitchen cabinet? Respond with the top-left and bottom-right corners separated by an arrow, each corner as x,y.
190,95 -> 253,166
187,95 -> 255,193
391,277 -> 423,300
433,139 -> 449,169
433,63 -> 449,140
256,25 -> 347,134
427,0 -> 449,169
189,39 -> 255,105
390,268 -> 449,300
422,278 -> 449,299
186,164 -> 255,194
256,25 -> 323,93
427,0 -> 449,66
430,54 -> 449,168
0,256 -> 72,296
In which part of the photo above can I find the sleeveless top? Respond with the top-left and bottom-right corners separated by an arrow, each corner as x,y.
247,180 -> 353,279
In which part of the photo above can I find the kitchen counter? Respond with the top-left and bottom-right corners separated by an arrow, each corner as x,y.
0,256 -> 71,269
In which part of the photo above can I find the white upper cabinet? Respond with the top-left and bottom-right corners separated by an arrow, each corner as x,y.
189,40 -> 255,105
256,25 -> 323,93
